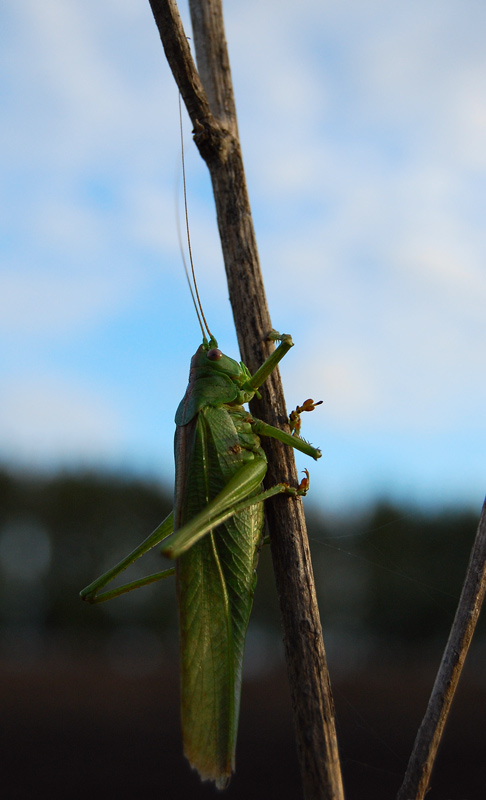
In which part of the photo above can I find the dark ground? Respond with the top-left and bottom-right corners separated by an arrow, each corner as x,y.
1,648 -> 485,800
1,471 -> 484,798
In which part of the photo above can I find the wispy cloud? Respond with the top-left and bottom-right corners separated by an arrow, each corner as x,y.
0,373 -> 123,464
1,0 -> 485,508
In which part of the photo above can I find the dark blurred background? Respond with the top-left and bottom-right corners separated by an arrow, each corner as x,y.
0,466 -> 484,799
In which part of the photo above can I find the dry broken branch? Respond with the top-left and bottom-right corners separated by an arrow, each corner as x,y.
397,497 -> 486,800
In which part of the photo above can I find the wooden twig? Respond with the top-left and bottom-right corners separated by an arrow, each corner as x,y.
147,1 -> 344,797
397,497 -> 486,800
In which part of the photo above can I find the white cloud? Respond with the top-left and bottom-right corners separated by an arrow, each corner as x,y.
3,0 -> 174,167
0,266 -> 140,336
1,0 -> 485,506
0,374 -> 123,464
0,2 -> 185,336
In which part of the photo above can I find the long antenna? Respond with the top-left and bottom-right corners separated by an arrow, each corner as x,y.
175,185 -> 205,340
178,94 -> 213,342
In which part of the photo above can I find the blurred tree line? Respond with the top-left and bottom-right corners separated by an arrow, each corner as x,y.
0,466 -> 482,659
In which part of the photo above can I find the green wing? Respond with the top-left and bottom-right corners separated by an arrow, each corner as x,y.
175,405 -> 265,788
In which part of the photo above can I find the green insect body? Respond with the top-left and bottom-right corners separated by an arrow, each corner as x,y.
81,331 -> 321,788
174,344 -> 265,786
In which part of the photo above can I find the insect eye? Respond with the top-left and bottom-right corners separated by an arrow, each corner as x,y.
207,348 -> 223,361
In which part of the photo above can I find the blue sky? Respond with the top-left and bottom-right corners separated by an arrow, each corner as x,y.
1,0 -> 485,513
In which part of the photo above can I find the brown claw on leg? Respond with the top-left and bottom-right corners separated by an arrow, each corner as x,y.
289,398 -> 323,436
297,468 -> 310,495
283,469 -> 310,497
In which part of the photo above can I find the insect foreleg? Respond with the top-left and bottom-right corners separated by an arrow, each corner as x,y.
249,417 -> 322,460
80,510 -> 174,603
242,331 -> 294,392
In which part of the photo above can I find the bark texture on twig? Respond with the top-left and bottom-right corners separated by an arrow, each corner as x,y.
397,497 -> 486,800
148,1 -> 344,797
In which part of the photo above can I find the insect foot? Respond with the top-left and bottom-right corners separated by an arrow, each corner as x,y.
289,398 -> 323,436
267,329 -> 294,348
283,469 -> 311,497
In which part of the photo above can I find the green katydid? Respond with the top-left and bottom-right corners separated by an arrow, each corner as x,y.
80,327 -> 321,787
80,123 -> 322,790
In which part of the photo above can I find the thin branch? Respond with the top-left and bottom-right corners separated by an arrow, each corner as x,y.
148,1 -> 344,798
397,497 -> 486,800
148,0 -> 211,126
148,0 -> 234,164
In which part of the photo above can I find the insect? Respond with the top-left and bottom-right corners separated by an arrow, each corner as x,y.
80,122 -> 322,789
